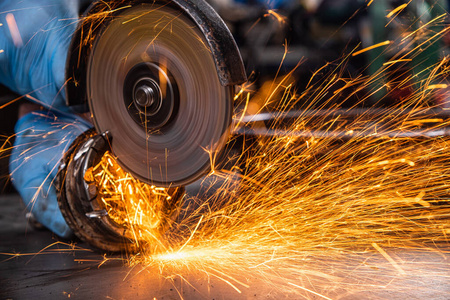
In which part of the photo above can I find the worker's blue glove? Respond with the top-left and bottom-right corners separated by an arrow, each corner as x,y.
9,111 -> 92,238
0,0 -> 91,112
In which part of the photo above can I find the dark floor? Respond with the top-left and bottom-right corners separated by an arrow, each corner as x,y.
1,192 -> 449,300
0,193 -> 243,300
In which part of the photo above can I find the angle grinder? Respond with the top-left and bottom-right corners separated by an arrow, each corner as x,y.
56,0 -> 246,251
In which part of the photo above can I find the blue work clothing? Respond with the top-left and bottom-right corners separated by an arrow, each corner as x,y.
0,0 -> 93,237
10,112 -> 91,238
0,0 -> 92,112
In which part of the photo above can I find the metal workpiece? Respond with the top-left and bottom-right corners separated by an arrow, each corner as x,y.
234,108 -> 450,139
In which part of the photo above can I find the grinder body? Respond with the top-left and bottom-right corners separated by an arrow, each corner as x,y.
57,0 -> 246,251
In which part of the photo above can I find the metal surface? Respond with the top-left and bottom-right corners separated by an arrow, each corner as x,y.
1,193 -> 449,299
235,126 -> 450,139
237,107 -> 450,123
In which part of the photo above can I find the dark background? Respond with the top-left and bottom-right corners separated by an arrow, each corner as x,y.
0,84 -> 19,194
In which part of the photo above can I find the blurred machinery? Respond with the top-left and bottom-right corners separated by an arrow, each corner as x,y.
210,0 -> 448,107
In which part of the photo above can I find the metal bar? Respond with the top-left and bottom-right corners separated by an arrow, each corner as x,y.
232,108 -> 450,138
234,108 -> 450,123
233,126 -> 450,139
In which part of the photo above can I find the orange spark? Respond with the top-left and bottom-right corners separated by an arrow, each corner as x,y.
383,59 -> 412,65
426,84 -> 448,90
372,243 -> 406,275
265,10 -> 287,25
352,40 -> 392,56
386,3 -> 409,19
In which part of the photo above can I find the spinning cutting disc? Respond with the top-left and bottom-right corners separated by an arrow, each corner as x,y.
87,4 -> 233,187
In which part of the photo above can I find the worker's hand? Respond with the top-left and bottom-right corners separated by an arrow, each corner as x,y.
9,111 -> 92,238
0,0 -> 91,112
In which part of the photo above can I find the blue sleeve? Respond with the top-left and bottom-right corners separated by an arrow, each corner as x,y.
9,111 -> 92,238
0,0 -> 88,112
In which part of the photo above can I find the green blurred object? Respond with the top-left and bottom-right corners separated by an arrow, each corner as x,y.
368,0 -> 389,105
411,0 -> 448,95
366,0 -> 448,105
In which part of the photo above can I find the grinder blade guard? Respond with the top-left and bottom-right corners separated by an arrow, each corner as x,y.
58,0 -> 247,251
66,0 -> 247,187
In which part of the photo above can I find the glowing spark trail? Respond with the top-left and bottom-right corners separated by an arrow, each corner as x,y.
386,3 -> 409,19
352,40 -> 392,57
372,242 -> 406,275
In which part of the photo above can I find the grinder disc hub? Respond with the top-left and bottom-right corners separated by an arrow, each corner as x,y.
134,84 -> 157,107
124,62 -> 178,130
